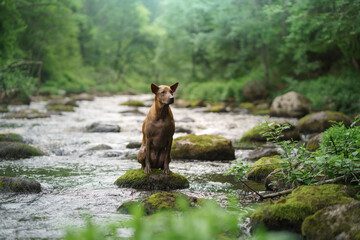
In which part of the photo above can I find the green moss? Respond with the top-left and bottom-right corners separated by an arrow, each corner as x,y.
171,134 -> 235,160
205,103 -> 227,112
120,100 -> 145,107
46,104 -> 75,112
298,111 -> 352,133
246,156 -> 282,182
239,102 -> 255,110
114,168 -> 189,190
0,142 -> 44,160
0,176 -> 41,193
3,109 -> 50,119
240,122 -> 300,143
302,200 -> 360,240
251,184 -> 356,233
0,133 -> 23,143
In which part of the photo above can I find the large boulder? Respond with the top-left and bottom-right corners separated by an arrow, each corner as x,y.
0,142 -> 44,160
302,200 -> 360,240
0,176 -> 41,193
171,134 -> 235,160
240,121 -> 300,143
250,184 -> 357,233
245,147 -> 280,161
270,91 -> 311,118
85,122 -> 120,133
242,81 -> 269,102
114,169 -> 189,190
246,156 -> 282,182
298,111 -> 352,133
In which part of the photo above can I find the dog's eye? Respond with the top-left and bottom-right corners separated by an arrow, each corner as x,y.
161,91 -> 165,95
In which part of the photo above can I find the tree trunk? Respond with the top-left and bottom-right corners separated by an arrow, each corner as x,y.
262,43 -> 270,85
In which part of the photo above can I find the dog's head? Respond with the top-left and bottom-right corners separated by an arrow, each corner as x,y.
151,82 -> 178,105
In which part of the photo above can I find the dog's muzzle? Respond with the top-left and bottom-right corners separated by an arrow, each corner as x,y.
168,96 -> 174,104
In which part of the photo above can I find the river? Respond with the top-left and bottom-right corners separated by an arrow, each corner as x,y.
0,94 -> 295,239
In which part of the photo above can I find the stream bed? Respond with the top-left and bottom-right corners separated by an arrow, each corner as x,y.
0,94 -> 296,239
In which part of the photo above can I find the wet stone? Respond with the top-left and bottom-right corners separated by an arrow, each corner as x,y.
0,176 -> 41,193
0,142 -> 44,160
85,122 -> 120,133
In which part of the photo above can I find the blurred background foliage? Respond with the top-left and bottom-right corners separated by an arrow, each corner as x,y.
0,0 -> 359,112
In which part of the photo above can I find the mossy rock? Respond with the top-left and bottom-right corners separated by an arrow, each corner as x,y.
3,109 -> 50,119
250,184 -> 357,233
298,111 -> 352,133
246,156 -> 282,182
118,192 -> 203,215
246,147 -> 280,161
120,100 -> 145,107
114,169 -> 189,190
171,134 -> 235,160
240,121 -> 300,143
305,133 -> 323,152
0,133 -> 24,143
270,91 -> 311,118
0,142 -> 44,160
46,104 -> 75,112
265,169 -> 293,192
205,103 -> 227,113
126,142 -> 142,149
302,200 -> 360,240
86,144 -> 112,151
0,176 -> 41,193
72,93 -> 94,101
47,98 -> 78,107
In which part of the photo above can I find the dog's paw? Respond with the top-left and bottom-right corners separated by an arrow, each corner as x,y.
144,167 -> 152,174
163,168 -> 170,175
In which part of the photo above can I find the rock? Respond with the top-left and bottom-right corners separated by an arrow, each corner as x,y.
0,142 -> 44,160
0,176 -> 41,193
305,133 -> 323,152
118,192 -> 202,215
171,134 -> 235,160
86,144 -> 112,151
3,109 -> 50,119
246,156 -> 282,182
46,104 -> 75,112
302,200 -> 360,240
270,91 -> 311,118
178,117 -> 195,123
298,111 -> 352,133
246,147 -> 280,161
240,121 -> 300,143
114,169 -> 189,190
175,99 -> 206,108
205,103 -> 227,113
143,192 -> 200,214
250,184 -> 357,233
239,102 -> 270,115
47,98 -> 78,107
86,122 -> 120,132
0,133 -> 24,143
120,100 -> 145,107
242,81 -> 269,102
72,93 -> 94,101
120,88 -> 138,95
126,142 -> 142,149
175,126 -> 192,134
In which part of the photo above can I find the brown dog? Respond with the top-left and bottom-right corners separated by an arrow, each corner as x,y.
137,82 -> 178,174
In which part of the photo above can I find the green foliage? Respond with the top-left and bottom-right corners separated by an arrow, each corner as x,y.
284,72 -> 360,113
228,116 -> 360,187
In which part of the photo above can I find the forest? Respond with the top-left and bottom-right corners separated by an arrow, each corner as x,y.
1,1 -> 360,239
1,0 -> 360,114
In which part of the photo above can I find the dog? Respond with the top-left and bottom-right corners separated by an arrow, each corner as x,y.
137,82 -> 179,175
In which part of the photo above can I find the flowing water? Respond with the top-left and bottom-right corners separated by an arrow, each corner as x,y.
0,94 -> 296,239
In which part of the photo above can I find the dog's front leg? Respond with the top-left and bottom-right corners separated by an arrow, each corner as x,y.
144,140 -> 152,174
163,139 -> 172,175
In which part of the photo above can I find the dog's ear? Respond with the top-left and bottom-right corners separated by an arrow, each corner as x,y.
170,82 -> 179,93
151,83 -> 159,94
